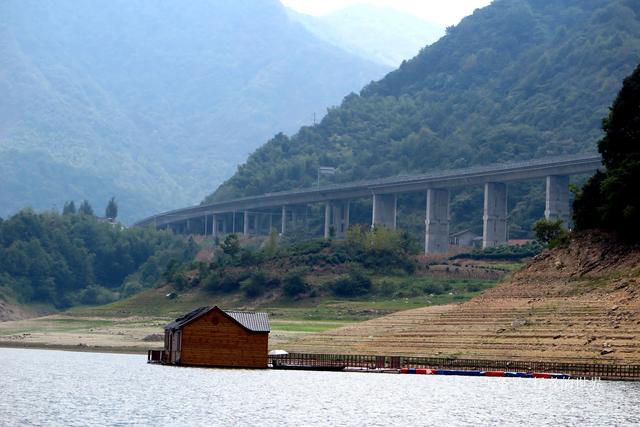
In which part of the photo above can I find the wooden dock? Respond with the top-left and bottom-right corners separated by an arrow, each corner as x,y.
150,349 -> 640,380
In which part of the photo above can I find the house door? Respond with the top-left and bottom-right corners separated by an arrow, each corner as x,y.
172,331 -> 182,364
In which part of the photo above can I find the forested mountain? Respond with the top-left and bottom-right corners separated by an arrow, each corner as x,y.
0,0 -> 389,223
287,5 -> 444,67
209,0 -> 640,237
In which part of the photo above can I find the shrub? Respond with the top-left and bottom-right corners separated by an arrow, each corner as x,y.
235,248 -> 264,267
422,282 -> 444,295
450,242 -> 543,260
121,280 -> 143,298
78,285 -> 117,305
376,280 -> 398,297
284,239 -> 329,256
282,272 -> 310,297
202,274 -> 221,294
329,269 -> 372,297
262,229 -> 279,257
466,283 -> 482,293
173,273 -> 187,291
220,234 -> 240,258
162,259 -> 181,282
204,272 -> 250,294
395,286 -> 420,298
533,218 -> 569,248
265,275 -> 281,289
242,271 -> 267,298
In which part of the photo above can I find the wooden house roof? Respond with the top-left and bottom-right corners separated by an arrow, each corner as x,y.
449,229 -> 477,237
225,310 -> 270,332
164,306 -> 270,333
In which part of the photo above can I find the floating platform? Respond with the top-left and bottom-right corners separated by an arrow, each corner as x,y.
399,367 -> 571,379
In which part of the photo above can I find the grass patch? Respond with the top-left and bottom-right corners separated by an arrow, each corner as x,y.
269,320 -> 349,333
0,318 -> 115,336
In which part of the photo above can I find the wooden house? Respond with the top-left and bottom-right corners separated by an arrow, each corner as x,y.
449,229 -> 481,248
163,306 -> 270,368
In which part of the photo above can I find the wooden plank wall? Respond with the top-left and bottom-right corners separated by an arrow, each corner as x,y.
180,310 -> 268,368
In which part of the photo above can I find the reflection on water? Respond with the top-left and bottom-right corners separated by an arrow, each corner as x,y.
1,348 -> 639,426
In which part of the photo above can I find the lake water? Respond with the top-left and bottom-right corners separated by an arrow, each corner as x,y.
1,348 -> 640,426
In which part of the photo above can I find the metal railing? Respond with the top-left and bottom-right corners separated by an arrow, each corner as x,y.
270,352 -> 640,380
147,349 -> 165,363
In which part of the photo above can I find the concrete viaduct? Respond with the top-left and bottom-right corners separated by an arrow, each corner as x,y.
134,153 -> 602,253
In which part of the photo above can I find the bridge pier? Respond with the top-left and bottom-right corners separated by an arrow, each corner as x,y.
211,214 -> 217,238
291,207 -> 298,229
281,205 -> 287,235
372,194 -> 397,229
228,215 -> 234,234
545,175 -> 570,226
483,182 -> 508,248
334,201 -> 350,239
425,189 -> 450,253
324,201 -> 350,238
254,213 -> 260,235
324,203 -> 331,238
229,213 -> 234,234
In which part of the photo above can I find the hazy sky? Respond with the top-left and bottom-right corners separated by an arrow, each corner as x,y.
280,0 -> 493,26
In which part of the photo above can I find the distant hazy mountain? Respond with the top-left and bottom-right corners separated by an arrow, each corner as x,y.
0,0 -> 389,223
287,5 -> 444,67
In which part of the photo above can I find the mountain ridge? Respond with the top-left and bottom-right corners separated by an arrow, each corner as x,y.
0,0 -> 390,223
287,5 -> 444,67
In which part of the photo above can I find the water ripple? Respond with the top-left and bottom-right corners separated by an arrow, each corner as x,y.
1,348 -> 639,426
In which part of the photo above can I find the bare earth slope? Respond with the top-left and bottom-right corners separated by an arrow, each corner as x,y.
0,300 -> 42,322
288,233 -> 640,363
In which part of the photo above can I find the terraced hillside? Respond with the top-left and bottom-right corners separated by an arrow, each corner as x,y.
287,233 -> 640,363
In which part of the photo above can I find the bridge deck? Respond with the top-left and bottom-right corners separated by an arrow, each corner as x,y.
135,153 -> 602,228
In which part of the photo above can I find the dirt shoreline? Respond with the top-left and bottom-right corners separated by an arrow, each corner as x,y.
0,341 -> 149,355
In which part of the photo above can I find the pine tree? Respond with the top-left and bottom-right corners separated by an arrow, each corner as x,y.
78,200 -> 94,216
105,197 -> 118,220
62,201 -> 76,215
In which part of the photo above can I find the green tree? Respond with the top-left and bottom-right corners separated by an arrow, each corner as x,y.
105,197 -> 118,220
78,200 -> 94,216
262,228 -> 279,257
329,267 -> 372,297
242,271 -> 267,298
574,63 -> 640,241
0,208 -> 189,308
282,271 -> 310,298
220,234 -> 240,258
62,201 -> 76,215
532,219 -> 568,248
